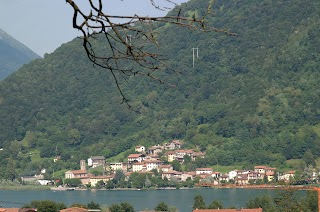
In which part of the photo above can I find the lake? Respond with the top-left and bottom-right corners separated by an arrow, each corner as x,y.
0,188 -> 295,211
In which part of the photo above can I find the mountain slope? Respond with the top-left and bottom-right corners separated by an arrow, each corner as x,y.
0,0 -> 320,173
0,28 -> 40,80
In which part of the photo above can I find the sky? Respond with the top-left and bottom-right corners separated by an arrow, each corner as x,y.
0,0 -> 188,57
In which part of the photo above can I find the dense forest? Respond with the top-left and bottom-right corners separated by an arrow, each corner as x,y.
0,0 -> 320,176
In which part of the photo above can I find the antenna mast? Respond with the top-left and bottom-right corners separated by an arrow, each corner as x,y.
192,47 -> 199,67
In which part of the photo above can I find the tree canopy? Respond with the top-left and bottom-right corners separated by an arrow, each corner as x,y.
65,0 -> 233,103
0,0 -> 320,175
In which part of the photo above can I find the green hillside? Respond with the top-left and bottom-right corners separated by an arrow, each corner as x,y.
0,28 -> 40,80
0,0 -> 320,176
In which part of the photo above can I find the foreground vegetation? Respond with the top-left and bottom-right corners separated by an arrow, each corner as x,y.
0,0 -> 320,178
20,189 -> 317,212
192,188 -> 318,212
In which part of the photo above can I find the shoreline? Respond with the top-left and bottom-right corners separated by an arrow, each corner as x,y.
1,184 -> 312,191
49,184 -> 313,191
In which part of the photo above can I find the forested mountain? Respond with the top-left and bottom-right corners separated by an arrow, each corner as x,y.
0,28 -> 40,80
0,0 -> 320,175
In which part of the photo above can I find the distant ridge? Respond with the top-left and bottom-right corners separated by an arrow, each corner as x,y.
0,28 -> 41,80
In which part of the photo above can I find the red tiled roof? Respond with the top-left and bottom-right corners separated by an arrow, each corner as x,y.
128,154 -> 142,158
0,209 -> 19,212
65,170 -> 87,175
172,140 -> 183,144
71,170 -> 87,174
0,209 -> 36,212
148,146 -> 157,150
266,171 -> 275,176
60,207 -> 89,212
159,164 -> 172,168
254,165 -> 267,169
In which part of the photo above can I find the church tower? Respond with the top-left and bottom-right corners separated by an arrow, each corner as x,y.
80,159 -> 86,171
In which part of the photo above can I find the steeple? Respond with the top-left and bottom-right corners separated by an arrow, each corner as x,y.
80,160 -> 86,171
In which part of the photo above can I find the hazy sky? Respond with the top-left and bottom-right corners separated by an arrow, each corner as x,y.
0,0 -> 188,56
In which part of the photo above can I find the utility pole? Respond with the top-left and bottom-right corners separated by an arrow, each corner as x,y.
126,35 -> 132,45
192,47 -> 199,67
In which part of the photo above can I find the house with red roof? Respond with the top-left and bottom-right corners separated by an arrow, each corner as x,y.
127,154 -> 144,164
146,145 -> 164,155
162,170 -> 183,181
0,209 -> 37,212
60,207 -> 90,212
158,164 -> 173,173
135,146 -> 146,153
165,140 -> 183,150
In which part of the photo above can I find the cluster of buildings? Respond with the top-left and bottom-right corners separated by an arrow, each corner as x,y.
64,140 -> 205,186
62,140 -> 296,187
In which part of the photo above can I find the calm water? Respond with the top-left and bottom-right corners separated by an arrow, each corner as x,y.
0,188 -> 298,211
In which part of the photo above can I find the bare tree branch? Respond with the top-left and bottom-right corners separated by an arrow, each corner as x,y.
65,0 -> 235,105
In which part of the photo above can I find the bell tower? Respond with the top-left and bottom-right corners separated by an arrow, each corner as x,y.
80,159 -> 86,171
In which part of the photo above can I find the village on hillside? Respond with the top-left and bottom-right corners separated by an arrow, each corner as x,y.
24,140 -> 307,189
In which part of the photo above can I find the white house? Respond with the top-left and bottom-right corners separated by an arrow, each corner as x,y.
128,154 -> 144,164
144,160 -> 163,171
228,170 -> 238,180
37,179 -> 53,185
88,156 -> 105,168
135,146 -> 146,153
196,168 -> 213,175
278,170 -> 295,182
